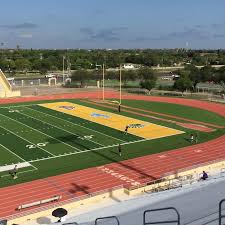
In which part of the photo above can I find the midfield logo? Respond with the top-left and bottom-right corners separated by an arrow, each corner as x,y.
91,112 -> 110,119
128,124 -> 145,128
58,106 -> 75,110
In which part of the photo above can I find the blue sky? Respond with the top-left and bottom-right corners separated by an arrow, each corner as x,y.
0,0 -> 225,49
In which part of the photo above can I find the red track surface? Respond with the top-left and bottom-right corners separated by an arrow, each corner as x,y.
0,91 -> 225,219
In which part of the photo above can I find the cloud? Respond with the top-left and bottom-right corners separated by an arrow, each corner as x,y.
132,27 -> 210,42
0,22 -> 38,29
80,28 -> 94,35
211,22 -> 225,29
168,28 -> 209,39
80,27 -> 128,41
213,34 -> 225,38
195,24 -> 206,29
19,33 -> 33,38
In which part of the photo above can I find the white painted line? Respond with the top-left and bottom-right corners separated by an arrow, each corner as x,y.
21,107 -> 106,147
25,106 -> 126,143
0,162 -> 31,172
0,125 -> 55,157
28,138 -> 151,163
0,113 -> 82,153
0,144 -> 37,170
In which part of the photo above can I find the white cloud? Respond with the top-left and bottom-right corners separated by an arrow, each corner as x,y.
19,33 -> 33,38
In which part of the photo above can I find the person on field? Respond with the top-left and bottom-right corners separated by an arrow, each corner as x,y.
124,125 -> 129,135
118,104 -> 121,113
190,134 -> 194,143
9,165 -> 18,179
118,144 -> 122,156
200,171 -> 208,180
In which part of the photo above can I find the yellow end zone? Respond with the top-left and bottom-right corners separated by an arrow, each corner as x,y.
39,102 -> 184,139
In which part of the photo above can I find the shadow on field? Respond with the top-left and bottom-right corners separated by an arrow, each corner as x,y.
93,147 -> 158,181
47,135 -> 158,182
45,135 -> 97,150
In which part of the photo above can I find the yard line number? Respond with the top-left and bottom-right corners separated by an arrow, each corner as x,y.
78,135 -> 94,140
26,142 -> 49,149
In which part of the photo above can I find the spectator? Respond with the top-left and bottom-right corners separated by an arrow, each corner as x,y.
200,171 -> 208,180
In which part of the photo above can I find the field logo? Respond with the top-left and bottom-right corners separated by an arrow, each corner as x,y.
128,124 -> 145,128
58,106 -> 75,110
91,112 -> 110,119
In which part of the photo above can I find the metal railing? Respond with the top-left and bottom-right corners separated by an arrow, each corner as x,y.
143,207 -> 180,225
219,199 -> 225,225
95,216 -> 120,225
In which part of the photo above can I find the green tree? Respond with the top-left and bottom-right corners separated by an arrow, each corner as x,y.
15,59 -> 31,74
71,70 -> 91,87
138,67 -> 156,81
140,80 -> 156,94
183,64 -> 201,90
121,70 -> 137,86
174,77 -> 193,94
199,65 -> 215,82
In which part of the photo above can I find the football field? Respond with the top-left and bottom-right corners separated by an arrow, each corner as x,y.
0,101 -> 183,179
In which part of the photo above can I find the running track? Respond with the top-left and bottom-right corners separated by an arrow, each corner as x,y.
0,90 -> 225,219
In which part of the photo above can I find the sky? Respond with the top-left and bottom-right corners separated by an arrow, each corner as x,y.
0,0 -> 225,49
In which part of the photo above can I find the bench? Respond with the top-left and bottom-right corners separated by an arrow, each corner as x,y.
17,195 -> 62,210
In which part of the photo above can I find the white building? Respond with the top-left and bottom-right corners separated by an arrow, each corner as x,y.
123,64 -> 135,69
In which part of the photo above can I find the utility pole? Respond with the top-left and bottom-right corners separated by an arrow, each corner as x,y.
102,63 -> 105,101
63,56 -> 65,84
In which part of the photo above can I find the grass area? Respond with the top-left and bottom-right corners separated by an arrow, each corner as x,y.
0,99 -> 224,188
121,99 -> 225,126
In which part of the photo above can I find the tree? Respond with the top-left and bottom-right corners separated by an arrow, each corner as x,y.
184,64 -> 201,90
137,67 -> 156,81
199,65 -> 215,82
71,70 -> 91,87
120,70 -> 137,86
140,80 -> 156,94
173,77 -> 193,94
15,59 -> 31,74
138,67 -> 156,94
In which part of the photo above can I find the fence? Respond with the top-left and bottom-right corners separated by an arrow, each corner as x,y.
55,201 -> 224,225
127,156 -> 225,193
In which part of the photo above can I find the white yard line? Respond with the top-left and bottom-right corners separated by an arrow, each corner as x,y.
28,138 -> 150,163
0,125 -> 55,157
0,144 -> 37,170
21,107 -> 106,147
25,106 -> 126,143
0,113 -> 82,153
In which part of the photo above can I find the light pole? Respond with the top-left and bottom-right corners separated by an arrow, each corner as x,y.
102,63 -> 105,101
119,64 -> 122,104
63,56 -> 66,84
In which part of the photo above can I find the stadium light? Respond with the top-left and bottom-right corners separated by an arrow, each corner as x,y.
119,64 -> 122,104
102,63 -> 105,101
63,56 -> 66,84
